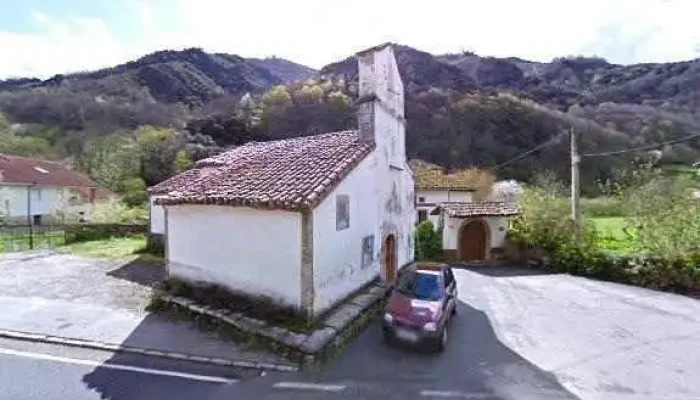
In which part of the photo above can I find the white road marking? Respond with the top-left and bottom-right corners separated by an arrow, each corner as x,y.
273,381 -> 346,392
420,390 -> 492,398
0,347 -> 236,384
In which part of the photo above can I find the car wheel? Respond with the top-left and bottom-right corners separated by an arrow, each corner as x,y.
436,326 -> 447,352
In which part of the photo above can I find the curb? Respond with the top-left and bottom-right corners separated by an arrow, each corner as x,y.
0,328 -> 298,372
158,281 -> 390,360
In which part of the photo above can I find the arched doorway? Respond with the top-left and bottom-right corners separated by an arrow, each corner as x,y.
382,234 -> 397,283
459,220 -> 489,261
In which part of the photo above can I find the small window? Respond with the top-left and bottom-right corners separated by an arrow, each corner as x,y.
361,235 -> 374,268
417,196 -> 426,203
33,215 -> 42,226
336,195 -> 350,231
417,210 -> 428,223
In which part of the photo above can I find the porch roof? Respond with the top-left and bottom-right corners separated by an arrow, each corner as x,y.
430,202 -> 518,218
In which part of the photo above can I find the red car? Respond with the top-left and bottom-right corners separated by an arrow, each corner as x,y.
382,264 -> 457,351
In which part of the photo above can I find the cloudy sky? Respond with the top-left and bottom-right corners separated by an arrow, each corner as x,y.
0,0 -> 698,79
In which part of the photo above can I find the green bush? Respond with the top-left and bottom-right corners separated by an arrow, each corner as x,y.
509,175 -> 598,254
65,224 -> 147,244
510,175 -> 700,294
580,197 -> 624,218
625,177 -> 700,257
415,220 -> 443,261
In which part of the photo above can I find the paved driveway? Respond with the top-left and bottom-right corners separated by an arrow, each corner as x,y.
0,251 -> 289,366
296,266 -> 700,400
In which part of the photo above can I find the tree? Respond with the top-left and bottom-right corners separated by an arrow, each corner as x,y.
415,221 -> 443,261
173,150 -> 194,172
136,126 -> 181,186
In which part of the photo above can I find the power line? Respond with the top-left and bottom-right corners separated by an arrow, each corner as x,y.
492,131 -> 567,171
582,132 -> 700,157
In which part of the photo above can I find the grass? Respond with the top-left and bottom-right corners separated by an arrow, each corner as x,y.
591,217 -> 635,255
0,231 -> 66,253
57,235 -> 148,259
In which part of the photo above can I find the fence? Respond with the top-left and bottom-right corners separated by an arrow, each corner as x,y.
0,224 -> 67,253
0,224 -> 147,253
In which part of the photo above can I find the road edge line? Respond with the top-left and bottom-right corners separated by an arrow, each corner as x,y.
0,328 -> 298,372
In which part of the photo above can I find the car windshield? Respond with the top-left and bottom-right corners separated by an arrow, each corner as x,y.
397,272 -> 442,301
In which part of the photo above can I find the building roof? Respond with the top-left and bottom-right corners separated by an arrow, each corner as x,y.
430,202 -> 518,218
152,130 -> 375,211
410,159 -> 492,191
0,154 -> 101,189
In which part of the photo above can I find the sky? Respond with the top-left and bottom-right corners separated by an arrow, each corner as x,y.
0,0 -> 699,79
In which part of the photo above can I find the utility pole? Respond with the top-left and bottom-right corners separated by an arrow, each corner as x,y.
570,127 -> 581,230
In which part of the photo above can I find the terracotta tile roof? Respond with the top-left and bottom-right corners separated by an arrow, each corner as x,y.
410,159 -> 493,191
0,154 -> 102,189
432,202 -> 518,218
153,131 -> 374,211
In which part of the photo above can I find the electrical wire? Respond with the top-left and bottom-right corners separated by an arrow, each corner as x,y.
581,132 -> 700,157
491,131 -> 568,171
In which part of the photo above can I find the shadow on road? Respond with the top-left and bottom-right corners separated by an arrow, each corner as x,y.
456,264 -> 558,278
306,299 -> 579,399
79,313 -> 251,400
105,257 -> 166,287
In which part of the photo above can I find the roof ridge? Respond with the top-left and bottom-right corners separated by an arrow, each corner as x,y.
0,153 -> 66,166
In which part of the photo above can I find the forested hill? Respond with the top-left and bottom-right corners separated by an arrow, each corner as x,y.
1,44 -> 699,201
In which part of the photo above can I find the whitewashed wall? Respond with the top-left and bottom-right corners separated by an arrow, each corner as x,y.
166,205 -> 303,309
313,153 -> 381,314
415,189 -> 473,226
442,215 -> 512,251
149,195 -> 166,234
0,185 -> 89,222
416,189 -> 473,205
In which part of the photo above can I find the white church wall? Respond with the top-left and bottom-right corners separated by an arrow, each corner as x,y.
149,195 -> 166,234
312,153 -> 382,314
166,204 -> 303,309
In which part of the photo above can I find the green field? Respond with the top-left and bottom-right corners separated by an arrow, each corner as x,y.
591,217 -> 635,254
57,235 -> 148,259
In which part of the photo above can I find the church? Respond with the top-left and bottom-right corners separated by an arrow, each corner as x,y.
149,44 -> 415,317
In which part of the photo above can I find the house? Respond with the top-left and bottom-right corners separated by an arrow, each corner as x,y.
0,154 -> 112,225
411,160 -> 518,262
149,44 -> 414,318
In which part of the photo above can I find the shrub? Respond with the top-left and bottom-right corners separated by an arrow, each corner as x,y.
415,220 -> 443,261
625,177 -> 700,257
65,224 -> 147,244
92,199 -> 148,224
509,174 -> 598,255
580,197 -> 624,218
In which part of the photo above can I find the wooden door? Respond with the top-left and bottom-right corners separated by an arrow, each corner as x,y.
459,220 -> 486,261
383,235 -> 397,282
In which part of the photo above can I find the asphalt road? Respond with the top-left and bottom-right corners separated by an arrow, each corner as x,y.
1,265 -> 698,400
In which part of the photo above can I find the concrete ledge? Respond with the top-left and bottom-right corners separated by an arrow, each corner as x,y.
0,328 -> 298,372
158,281 -> 390,361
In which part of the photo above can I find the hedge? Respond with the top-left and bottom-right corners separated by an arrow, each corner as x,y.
532,246 -> 700,294
64,224 -> 147,244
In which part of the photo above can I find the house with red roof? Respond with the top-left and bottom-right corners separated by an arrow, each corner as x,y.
410,160 -> 519,262
149,44 -> 415,317
0,154 -> 113,225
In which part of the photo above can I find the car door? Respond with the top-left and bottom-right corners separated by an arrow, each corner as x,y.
443,268 -> 456,316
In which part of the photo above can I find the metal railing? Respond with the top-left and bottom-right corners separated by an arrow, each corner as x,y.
0,224 -> 67,253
